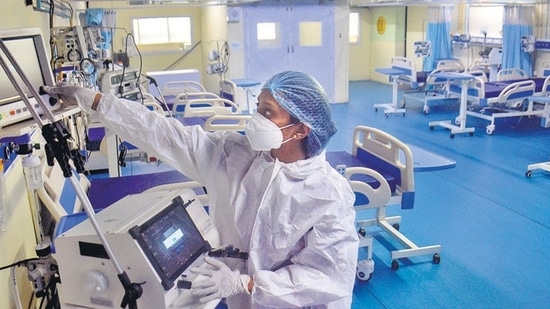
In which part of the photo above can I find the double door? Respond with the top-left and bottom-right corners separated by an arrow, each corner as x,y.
243,3 -> 335,102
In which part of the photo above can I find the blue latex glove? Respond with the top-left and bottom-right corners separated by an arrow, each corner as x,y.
42,83 -> 100,113
190,256 -> 250,303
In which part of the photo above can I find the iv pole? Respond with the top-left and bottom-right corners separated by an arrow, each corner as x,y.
0,38 -> 143,309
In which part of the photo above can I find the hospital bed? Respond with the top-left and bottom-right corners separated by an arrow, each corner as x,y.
163,80 -> 206,97
172,91 -> 220,116
373,57 -> 415,116
159,80 -> 222,114
35,149 -> 207,220
446,73 -> 548,135
182,98 -> 242,118
328,126 -> 442,271
496,68 -> 529,81
376,57 -> 465,114
220,79 -> 261,112
180,97 -> 251,131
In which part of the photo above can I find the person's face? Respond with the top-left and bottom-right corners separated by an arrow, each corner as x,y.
255,89 -> 310,161
256,89 -> 296,128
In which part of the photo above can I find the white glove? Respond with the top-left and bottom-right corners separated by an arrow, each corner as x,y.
190,256 -> 250,303
42,83 -> 100,113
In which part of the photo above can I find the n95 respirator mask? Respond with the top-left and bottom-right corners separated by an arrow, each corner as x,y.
244,112 -> 295,151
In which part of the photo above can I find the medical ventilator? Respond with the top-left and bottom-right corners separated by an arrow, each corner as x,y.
54,187 -> 221,309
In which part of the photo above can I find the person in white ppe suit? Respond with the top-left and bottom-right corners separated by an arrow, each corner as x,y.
44,71 -> 359,309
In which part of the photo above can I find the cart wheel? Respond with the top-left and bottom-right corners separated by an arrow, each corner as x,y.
433,253 -> 441,264
525,170 -> 532,177
391,259 -> 399,270
450,134 -> 455,139
358,228 -> 366,237
392,223 -> 400,231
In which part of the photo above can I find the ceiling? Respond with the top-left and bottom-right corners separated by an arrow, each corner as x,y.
71,0 -> 541,7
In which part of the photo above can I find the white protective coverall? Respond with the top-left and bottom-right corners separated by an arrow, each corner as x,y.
92,94 -> 359,308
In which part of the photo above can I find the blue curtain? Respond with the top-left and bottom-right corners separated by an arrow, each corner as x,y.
423,22 -> 452,72
423,6 -> 453,72
501,6 -> 534,77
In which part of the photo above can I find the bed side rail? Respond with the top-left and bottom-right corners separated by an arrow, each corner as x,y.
352,126 -> 414,209
391,56 -> 417,83
492,79 -> 535,104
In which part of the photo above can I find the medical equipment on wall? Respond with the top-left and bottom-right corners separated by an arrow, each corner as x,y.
54,187 -> 221,308
521,35 -> 536,53
414,41 -> 431,57
206,40 -> 229,77
50,27 -> 87,64
50,26 -> 101,88
451,33 -> 471,49
98,68 -> 142,100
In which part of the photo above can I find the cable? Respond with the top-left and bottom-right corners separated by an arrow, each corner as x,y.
0,258 -> 39,271
27,291 -> 35,309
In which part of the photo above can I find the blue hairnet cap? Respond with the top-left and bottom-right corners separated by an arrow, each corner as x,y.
263,71 -> 337,157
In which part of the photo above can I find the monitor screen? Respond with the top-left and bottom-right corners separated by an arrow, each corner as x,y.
0,28 -> 54,106
129,197 -> 210,290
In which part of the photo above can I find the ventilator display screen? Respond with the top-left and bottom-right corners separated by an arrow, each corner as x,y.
129,198 -> 209,290
0,32 -> 50,106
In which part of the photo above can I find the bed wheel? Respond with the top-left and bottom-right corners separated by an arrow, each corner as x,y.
385,113 -> 389,117
400,99 -> 406,108
429,126 -> 434,131
392,223 -> 400,231
526,170 -> 532,177
486,128 -> 494,135
469,132 -> 474,137
374,107 -> 378,112
356,259 -> 374,281
391,259 -> 399,270
432,253 -> 441,264
450,134 -> 455,139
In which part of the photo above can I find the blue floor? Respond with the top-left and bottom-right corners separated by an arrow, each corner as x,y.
96,80 -> 550,308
